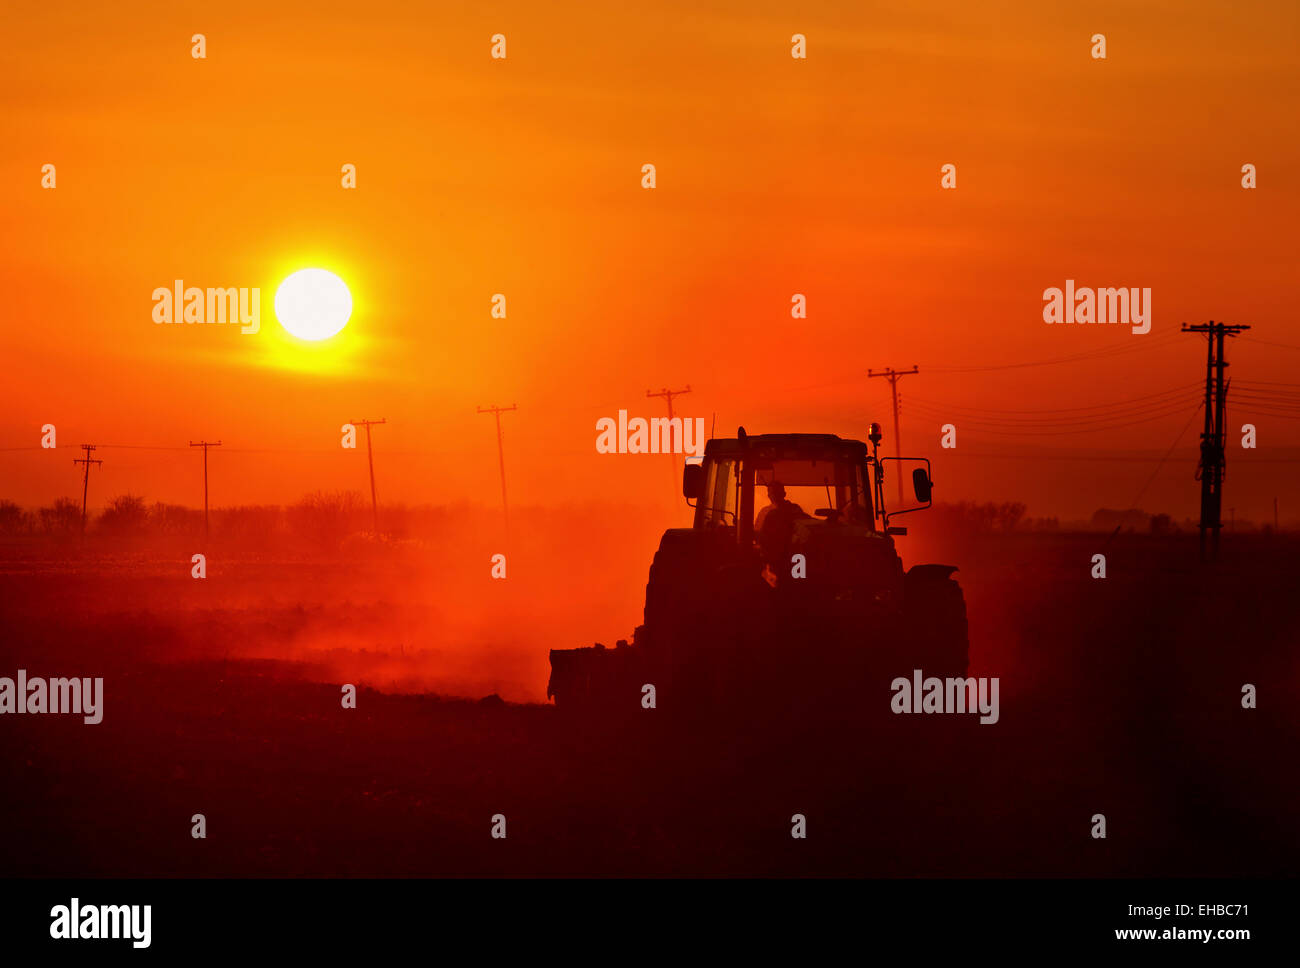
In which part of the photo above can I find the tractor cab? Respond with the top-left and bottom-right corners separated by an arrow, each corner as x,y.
682,426 -> 933,550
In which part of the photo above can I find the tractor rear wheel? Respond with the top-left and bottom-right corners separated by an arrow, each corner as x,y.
903,565 -> 969,677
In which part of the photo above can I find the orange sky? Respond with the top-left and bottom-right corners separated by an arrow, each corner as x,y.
2,0 -> 1298,522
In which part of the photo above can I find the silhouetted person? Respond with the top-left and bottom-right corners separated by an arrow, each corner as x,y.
755,482 -> 808,574
840,498 -> 871,525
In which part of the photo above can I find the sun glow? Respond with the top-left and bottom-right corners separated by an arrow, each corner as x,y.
274,268 -> 352,341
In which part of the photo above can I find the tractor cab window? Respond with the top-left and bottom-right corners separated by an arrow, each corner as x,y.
699,458 -> 739,528
749,458 -> 871,528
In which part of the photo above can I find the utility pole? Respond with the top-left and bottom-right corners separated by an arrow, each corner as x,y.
348,418 -> 386,533
477,405 -> 517,542
1182,322 -> 1249,561
72,444 -> 103,536
647,385 -> 691,497
189,440 -> 221,541
868,366 -> 919,503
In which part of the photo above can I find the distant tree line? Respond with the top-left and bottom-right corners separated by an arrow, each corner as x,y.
0,492 -> 458,547
0,494 -> 1277,543
928,501 -> 1031,534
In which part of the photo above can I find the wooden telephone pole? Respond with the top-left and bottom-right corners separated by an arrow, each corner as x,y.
1182,322 -> 1249,561
477,405 -> 517,542
72,444 -> 103,536
647,385 -> 691,497
189,440 -> 222,540
868,366 -> 919,503
348,418 -> 386,533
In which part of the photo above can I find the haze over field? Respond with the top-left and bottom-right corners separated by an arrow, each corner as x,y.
2,1 -> 1298,524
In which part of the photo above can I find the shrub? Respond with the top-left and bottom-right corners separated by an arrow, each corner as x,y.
0,499 -> 30,535
39,497 -> 82,535
149,501 -> 202,536
288,491 -> 366,546
96,494 -> 149,536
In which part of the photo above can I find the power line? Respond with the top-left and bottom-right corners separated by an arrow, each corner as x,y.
1232,394 -> 1300,411
1096,401 -> 1206,552
1239,335 -> 1300,352
1129,402 -> 1205,509
923,330 -> 1183,374
1234,387 -> 1300,399
903,393 -> 1200,426
899,397 -> 1201,436
708,331 -> 1184,398
906,382 -> 1201,418
1228,406 -> 1300,420
1233,387 -> 1300,400
95,444 -> 191,451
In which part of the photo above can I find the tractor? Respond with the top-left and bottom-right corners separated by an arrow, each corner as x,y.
547,424 -> 968,718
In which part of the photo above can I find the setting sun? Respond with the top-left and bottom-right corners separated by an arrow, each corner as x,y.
274,268 -> 352,341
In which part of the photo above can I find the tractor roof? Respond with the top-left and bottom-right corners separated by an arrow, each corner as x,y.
704,432 -> 869,460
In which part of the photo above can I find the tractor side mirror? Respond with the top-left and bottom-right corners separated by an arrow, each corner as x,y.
912,468 -> 933,503
683,462 -> 704,499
